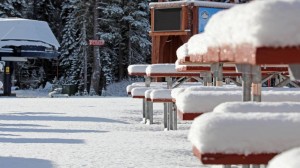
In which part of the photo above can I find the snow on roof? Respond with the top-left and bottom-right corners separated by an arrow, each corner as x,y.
204,0 -> 300,47
189,112 -> 300,154
127,64 -> 150,75
149,1 -> 235,8
213,102 -> 300,113
0,18 -> 60,50
268,147 -> 300,168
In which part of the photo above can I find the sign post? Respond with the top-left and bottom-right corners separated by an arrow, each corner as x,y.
89,40 -> 105,46
84,39 -> 105,95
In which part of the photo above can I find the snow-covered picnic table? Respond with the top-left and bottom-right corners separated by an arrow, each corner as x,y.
182,0 -> 300,167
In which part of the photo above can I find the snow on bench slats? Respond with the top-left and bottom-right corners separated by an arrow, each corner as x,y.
131,87 -> 165,98
214,102 -> 300,113
126,82 -> 167,94
149,89 -> 172,102
146,64 -> 199,76
146,64 -> 177,74
189,112 -> 300,155
127,64 -> 149,75
176,90 -> 300,113
204,0 -> 300,48
268,147 -> 300,168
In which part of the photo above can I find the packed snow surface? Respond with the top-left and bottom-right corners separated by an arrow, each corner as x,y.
268,147 -> 300,168
0,94 -> 204,168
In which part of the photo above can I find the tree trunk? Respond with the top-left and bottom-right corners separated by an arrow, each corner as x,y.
90,0 -> 101,95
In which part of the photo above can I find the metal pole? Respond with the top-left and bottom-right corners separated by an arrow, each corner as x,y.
172,102 -> 177,130
251,65 -> 262,102
166,77 -> 173,130
3,61 -> 12,96
143,76 -> 151,124
163,103 -> 168,130
242,165 -> 250,168
216,63 -> 223,86
242,73 -> 252,101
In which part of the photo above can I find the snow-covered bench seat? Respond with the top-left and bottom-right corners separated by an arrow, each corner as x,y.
173,86 -> 242,120
128,64 -> 150,76
144,89 -> 174,129
268,147 -> 300,168
146,63 -> 200,78
126,82 -> 166,95
175,89 -> 300,120
189,112 -> 300,165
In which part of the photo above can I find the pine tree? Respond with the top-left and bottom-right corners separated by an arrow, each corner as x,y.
97,0 -> 123,85
0,0 -> 27,18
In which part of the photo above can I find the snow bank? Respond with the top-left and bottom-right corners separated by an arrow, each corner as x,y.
189,112 -> 300,154
268,147 -> 300,168
214,102 -> 300,113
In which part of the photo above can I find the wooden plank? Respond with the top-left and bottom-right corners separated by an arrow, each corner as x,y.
128,72 -> 147,76
147,72 -> 199,77
234,44 -> 300,65
149,31 -> 189,36
193,147 -> 277,165
177,110 -> 202,120
192,6 -> 199,35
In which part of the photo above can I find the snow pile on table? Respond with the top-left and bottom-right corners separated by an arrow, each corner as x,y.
268,147 -> 300,168
150,89 -> 172,101
127,64 -> 149,75
146,64 -> 178,74
189,112 -> 300,154
214,102 -> 300,113
176,90 -> 300,113
204,0 -> 300,47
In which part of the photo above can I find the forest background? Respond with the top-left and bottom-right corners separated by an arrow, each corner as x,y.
0,0 -> 249,95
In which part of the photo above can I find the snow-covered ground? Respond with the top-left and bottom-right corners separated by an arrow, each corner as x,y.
0,89 -> 207,168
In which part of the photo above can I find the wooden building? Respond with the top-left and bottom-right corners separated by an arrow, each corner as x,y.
149,1 -> 234,64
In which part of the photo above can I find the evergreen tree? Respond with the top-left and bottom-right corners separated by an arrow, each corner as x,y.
97,0 -> 123,85
0,0 -> 26,18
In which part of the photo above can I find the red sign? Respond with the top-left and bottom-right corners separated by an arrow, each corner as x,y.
89,40 -> 105,46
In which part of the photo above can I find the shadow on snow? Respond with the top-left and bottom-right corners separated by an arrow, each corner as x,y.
0,156 -> 54,168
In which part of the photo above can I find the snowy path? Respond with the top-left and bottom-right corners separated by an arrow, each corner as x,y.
0,97 -> 209,168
